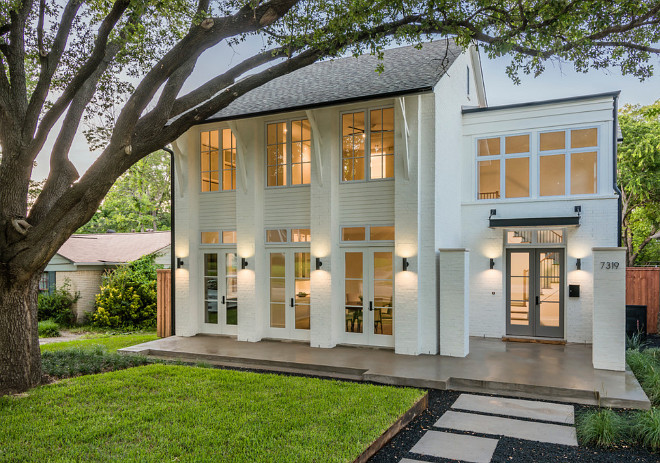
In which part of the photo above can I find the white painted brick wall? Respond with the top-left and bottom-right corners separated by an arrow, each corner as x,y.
592,248 -> 626,371
438,249 -> 469,356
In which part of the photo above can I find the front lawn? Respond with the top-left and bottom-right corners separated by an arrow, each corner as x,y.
40,332 -> 157,353
0,364 -> 424,462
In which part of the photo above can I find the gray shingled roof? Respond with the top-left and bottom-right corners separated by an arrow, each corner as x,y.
205,39 -> 462,122
56,232 -> 171,264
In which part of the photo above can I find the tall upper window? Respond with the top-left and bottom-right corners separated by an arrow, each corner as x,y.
201,129 -> 236,192
476,127 -> 598,200
540,128 -> 598,196
477,134 -> 530,199
342,107 -> 394,182
267,120 -> 311,187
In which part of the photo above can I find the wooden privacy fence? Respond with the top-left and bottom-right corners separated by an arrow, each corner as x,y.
626,267 -> 659,334
157,269 -> 172,338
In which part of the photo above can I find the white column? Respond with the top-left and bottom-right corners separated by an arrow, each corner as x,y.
174,131 -> 199,336
309,107 -> 337,348
438,249 -> 470,357
235,119 -> 264,342
592,247 -> 626,371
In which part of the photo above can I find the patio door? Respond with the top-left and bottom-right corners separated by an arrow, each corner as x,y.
506,248 -> 564,338
202,250 -> 238,335
267,249 -> 311,341
343,248 -> 394,347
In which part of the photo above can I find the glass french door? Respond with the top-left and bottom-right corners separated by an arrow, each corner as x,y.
202,250 -> 238,335
267,249 -> 311,340
343,248 -> 394,347
506,248 -> 564,338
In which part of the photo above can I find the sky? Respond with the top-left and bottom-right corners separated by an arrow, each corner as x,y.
33,41 -> 660,181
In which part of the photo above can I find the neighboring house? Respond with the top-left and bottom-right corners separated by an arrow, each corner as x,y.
170,40 -> 626,370
43,231 -> 171,320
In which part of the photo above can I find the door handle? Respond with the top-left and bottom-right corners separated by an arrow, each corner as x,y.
290,297 -> 294,308
221,296 -> 225,304
535,296 -> 540,305
369,301 -> 373,312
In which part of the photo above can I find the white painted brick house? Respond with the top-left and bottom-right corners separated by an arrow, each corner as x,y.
171,40 -> 626,370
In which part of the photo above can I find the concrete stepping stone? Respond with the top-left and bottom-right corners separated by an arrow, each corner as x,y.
409,430 -> 499,463
435,411 -> 578,446
452,394 -> 575,424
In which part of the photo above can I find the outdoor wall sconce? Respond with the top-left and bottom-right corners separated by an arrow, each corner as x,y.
576,258 -> 582,270
402,257 -> 410,271
241,257 -> 248,269
489,258 -> 495,270
176,257 -> 184,269
315,257 -> 323,270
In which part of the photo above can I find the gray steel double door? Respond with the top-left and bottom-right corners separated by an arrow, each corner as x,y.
506,248 -> 564,338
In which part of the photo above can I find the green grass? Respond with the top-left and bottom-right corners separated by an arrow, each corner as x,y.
0,364 -> 425,462
40,332 -> 158,354
634,408 -> 660,451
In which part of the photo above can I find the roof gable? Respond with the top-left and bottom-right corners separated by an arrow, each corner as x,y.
204,40 -> 462,123
55,232 -> 171,265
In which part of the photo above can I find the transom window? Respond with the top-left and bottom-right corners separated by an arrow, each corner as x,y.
341,225 -> 394,242
201,230 -> 236,244
266,228 -> 311,244
342,108 -> 394,182
476,127 -> 598,200
201,129 -> 236,192
266,120 -> 311,187
506,229 -> 564,245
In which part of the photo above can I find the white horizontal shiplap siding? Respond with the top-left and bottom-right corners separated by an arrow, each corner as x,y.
339,182 -> 394,224
198,192 -> 236,229
264,187 -> 311,226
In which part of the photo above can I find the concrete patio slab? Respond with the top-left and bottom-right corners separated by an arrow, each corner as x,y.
435,411 -> 578,446
119,335 -> 651,409
410,430 -> 498,463
452,394 -> 575,424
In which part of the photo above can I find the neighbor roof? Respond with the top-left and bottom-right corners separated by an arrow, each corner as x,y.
56,232 -> 170,265
204,39 -> 463,123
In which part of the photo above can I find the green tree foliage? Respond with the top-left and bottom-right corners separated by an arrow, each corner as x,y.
90,254 -> 159,329
618,99 -> 660,266
78,151 -> 170,234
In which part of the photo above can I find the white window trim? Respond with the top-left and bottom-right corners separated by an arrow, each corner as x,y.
475,132 -> 532,200
265,227 -> 312,246
199,127 -> 236,194
264,118 -> 312,189
503,229 -> 566,248
339,106 -> 395,184
200,229 -> 237,246
339,224 -> 395,246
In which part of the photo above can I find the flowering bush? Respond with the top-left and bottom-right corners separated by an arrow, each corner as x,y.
90,254 -> 159,328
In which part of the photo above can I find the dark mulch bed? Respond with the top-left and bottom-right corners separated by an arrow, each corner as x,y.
368,389 -> 659,463
644,334 -> 660,349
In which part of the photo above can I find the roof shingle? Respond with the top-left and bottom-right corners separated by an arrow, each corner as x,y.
206,39 -> 462,122
56,232 -> 170,264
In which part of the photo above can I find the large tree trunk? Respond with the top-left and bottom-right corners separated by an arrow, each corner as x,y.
0,272 -> 42,394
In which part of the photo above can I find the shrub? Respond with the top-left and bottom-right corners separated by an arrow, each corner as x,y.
89,254 -> 159,329
626,331 -> 649,351
633,408 -> 660,451
38,320 -> 60,338
577,408 -> 629,447
41,345 -> 152,379
627,349 -> 660,407
37,281 -> 79,326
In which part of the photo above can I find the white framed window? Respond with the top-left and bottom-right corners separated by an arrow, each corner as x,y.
340,225 -> 394,243
477,134 -> 531,199
506,229 -> 564,246
201,230 -> 237,245
266,119 -> 311,187
341,107 -> 394,182
265,228 -> 311,244
201,129 -> 236,192
539,127 -> 598,197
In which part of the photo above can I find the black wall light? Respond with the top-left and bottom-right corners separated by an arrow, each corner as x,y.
489,258 -> 495,270
402,257 -> 409,271
241,257 -> 248,269
176,257 -> 184,269
576,258 -> 582,270
315,257 -> 323,270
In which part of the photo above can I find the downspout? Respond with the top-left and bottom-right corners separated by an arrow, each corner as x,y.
612,95 -> 622,247
162,146 -> 176,336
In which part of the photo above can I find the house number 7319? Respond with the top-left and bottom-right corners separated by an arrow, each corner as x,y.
600,262 -> 620,270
